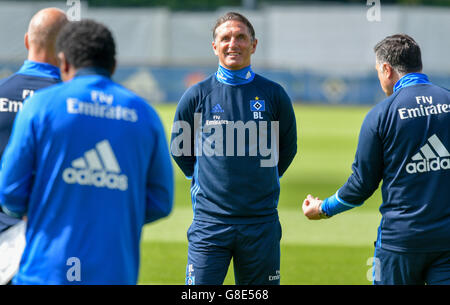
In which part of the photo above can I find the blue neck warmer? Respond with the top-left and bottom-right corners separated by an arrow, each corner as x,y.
215,65 -> 255,86
17,60 -> 60,80
394,73 -> 430,93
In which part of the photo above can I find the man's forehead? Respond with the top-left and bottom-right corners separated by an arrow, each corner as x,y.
215,20 -> 249,35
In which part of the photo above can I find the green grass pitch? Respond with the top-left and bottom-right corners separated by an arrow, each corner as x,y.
138,103 -> 382,285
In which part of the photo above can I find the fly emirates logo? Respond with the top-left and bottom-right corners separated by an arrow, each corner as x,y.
405,134 -> 450,174
398,96 -> 450,120
66,90 -> 138,122
62,140 -> 128,191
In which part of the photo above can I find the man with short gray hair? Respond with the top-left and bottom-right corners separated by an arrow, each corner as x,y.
171,12 -> 297,285
302,34 -> 450,285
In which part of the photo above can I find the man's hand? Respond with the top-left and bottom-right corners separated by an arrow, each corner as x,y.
302,194 -> 324,220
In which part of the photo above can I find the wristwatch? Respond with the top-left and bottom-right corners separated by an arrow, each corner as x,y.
318,202 -> 330,219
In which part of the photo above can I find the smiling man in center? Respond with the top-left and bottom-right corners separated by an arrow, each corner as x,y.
171,12 -> 297,285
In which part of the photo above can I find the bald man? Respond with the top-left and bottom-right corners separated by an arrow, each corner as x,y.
24,7 -> 68,67
0,8 -> 68,284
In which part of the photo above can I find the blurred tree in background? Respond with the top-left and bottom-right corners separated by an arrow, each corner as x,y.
4,0 -> 450,9
87,0 -> 240,10
87,0 -> 450,9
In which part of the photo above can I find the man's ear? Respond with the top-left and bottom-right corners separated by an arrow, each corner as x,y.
251,38 -> 258,54
212,40 -> 219,56
383,63 -> 394,79
58,52 -> 68,74
110,60 -> 117,76
57,51 -> 75,82
24,33 -> 30,50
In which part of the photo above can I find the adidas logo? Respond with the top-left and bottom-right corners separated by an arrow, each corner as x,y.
211,104 -> 224,113
62,140 -> 128,191
406,134 -> 450,174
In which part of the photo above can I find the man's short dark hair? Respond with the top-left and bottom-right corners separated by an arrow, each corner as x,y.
213,12 -> 255,41
374,34 -> 422,74
56,19 -> 116,73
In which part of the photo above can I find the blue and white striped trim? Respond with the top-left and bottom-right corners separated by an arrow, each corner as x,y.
190,160 -> 201,218
190,184 -> 200,214
335,189 -> 363,207
321,190 -> 363,217
375,218 -> 383,248
372,247 -> 378,285
0,205 -> 24,219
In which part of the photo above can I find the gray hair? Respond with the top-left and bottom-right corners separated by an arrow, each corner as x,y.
212,12 -> 255,41
374,34 -> 422,74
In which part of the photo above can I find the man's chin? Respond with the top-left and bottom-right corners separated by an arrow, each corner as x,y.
223,61 -> 247,70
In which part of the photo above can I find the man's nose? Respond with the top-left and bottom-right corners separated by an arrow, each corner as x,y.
229,36 -> 238,47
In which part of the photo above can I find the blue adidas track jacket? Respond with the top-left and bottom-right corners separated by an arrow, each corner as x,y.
0,68 -> 174,284
0,60 -> 60,233
171,73 -> 297,224
322,73 -> 450,252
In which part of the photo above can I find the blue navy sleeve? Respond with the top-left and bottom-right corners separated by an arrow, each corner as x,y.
145,111 -> 174,224
0,96 -> 37,217
170,86 -> 198,178
322,108 -> 383,216
277,86 -> 297,177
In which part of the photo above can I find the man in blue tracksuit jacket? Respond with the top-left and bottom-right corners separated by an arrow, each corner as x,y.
0,8 -> 68,235
171,12 -> 297,285
0,20 -> 173,284
0,9 -> 68,284
302,34 -> 450,285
